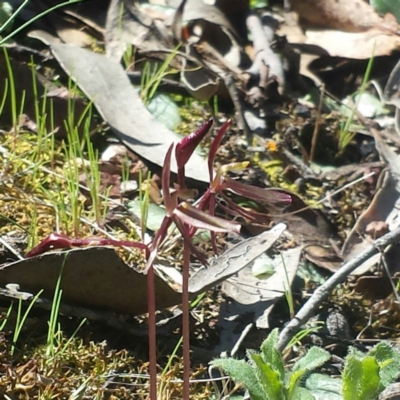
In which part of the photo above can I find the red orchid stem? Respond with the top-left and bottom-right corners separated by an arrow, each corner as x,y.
25,234 -> 151,259
182,241 -> 191,400
177,166 -> 186,190
188,189 -> 212,237
147,264 -> 158,399
209,194 -> 218,254
208,119 -> 231,182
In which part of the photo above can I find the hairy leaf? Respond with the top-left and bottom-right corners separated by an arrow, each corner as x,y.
342,352 -> 363,400
211,358 -> 265,400
289,347 -> 330,395
250,353 -> 285,400
260,328 -> 285,381
357,356 -> 381,400
291,347 -> 331,373
369,342 -> 400,387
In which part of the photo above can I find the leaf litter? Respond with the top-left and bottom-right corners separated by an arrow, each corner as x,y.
2,0 -> 400,398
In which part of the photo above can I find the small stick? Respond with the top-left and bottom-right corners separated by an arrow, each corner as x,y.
230,323 -> 253,357
277,225 -> 400,351
309,84 -> 325,163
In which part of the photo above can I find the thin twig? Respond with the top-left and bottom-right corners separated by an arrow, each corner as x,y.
309,84 -> 325,163
230,323 -> 253,357
381,250 -> 400,303
277,225 -> 400,351
0,236 -> 24,260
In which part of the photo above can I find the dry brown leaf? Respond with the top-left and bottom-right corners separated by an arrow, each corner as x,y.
269,191 -> 342,271
354,275 -> 393,300
0,247 -> 181,316
180,0 -> 245,100
48,41 -> 210,183
105,0 -> 173,61
188,224 -> 287,293
304,29 -> 400,59
290,0 -> 395,33
342,130 -> 400,275
222,246 -> 302,329
280,4 -> 400,59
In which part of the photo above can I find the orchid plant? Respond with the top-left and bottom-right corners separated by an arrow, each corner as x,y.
25,118 -> 291,399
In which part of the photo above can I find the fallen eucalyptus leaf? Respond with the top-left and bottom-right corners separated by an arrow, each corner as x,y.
49,42 -> 210,183
0,247 -> 181,316
188,223 -> 287,293
222,245 -> 302,328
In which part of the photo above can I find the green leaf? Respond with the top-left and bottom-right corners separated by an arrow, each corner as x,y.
252,255 -> 275,280
146,93 -> 181,130
288,347 -> 330,396
211,358 -> 265,400
260,329 -> 285,380
306,373 -> 342,400
291,347 -> 331,373
287,370 -> 304,397
290,386 -> 315,400
250,0 -> 268,9
127,200 -> 166,231
354,92 -> 388,118
342,352 -> 363,400
357,356 -> 381,400
306,389 -> 342,400
342,343 -> 400,400
250,353 -> 285,400
0,2 -> 13,27
369,342 -> 400,387
306,373 -> 342,394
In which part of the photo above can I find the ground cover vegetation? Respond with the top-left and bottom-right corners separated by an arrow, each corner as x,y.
2,0 -> 400,399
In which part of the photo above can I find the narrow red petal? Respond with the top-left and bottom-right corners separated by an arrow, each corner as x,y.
219,194 -> 272,224
162,144 -> 175,214
223,178 -> 292,204
208,119 -> 231,181
175,119 -> 213,168
174,203 -> 240,233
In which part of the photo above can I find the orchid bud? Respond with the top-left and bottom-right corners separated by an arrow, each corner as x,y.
175,119 -> 213,168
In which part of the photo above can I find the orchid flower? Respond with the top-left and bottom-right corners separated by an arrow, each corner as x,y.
186,120 -> 292,250
145,143 -> 240,271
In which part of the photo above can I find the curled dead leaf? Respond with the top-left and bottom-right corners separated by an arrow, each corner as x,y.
290,0 -> 396,33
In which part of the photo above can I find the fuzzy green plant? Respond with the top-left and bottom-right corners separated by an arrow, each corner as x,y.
212,328 -> 330,400
212,329 -> 400,400
341,342 -> 400,400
